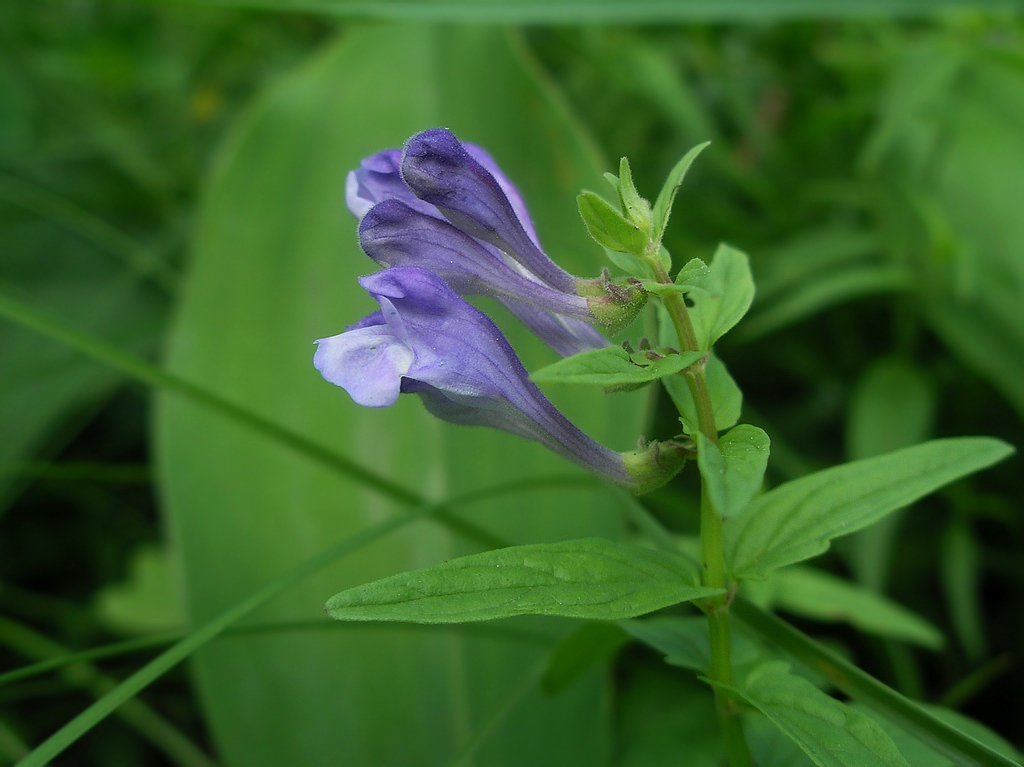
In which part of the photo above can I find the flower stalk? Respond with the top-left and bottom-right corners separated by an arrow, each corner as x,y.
646,248 -> 752,767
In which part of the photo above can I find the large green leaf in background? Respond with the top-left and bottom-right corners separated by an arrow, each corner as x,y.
156,24 -> 647,767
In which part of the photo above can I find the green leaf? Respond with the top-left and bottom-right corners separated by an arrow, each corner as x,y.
732,598 -> 1023,767
746,566 -> 943,649
675,257 -> 720,293
662,351 -> 743,435
603,246 -> 654,280
713,661 -> 911,767
687,243 -> 755,350
156,25 -> 647,767
577,190 -> 648,255
617,156 -> 653,234
696,424 -> 770,520
860,702 -> 1023,767
531,345 -> 702,387
641,257 -> 721,298
651,141 -> 710,245
745,714 -> 816,767
326,538 -> 721,623
726,438 -> 1014,580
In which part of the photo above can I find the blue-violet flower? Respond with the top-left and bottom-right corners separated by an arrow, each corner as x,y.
346,129 -> 646,353
314,267 -> 684,492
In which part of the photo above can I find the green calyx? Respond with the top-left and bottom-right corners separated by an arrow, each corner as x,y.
578,272 -> 648,334
622,438 -> 692,495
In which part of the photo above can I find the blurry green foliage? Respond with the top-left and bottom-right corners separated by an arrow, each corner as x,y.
1,2 -> 1023,764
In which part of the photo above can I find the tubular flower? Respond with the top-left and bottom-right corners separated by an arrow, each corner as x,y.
399,128 -> 578,293
314,267 -> 684,492
345,129 -> 646,352
358,199 -> 593,322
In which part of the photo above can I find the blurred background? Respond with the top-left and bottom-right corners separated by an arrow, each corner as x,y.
2,1 -> 1023,764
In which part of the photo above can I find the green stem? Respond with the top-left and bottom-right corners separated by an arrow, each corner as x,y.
651,260 -> 702,357
651,254 -> 750,767
685,370 -> 719,446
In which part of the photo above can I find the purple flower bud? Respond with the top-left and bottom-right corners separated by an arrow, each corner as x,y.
359,199 -> 591,320
345,130 -> 647,357
360,199 -> 615,356
400,128 -> 578,294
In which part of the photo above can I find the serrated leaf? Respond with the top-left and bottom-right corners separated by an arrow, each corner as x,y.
696,424 -> 770,520
712,662 -> 911,767
747,566 -> 943,649
326,538 -> 722,623
531,346 -> 702,387
652,141 -> 710,245
688,243 -> 755,350
578,190 -> 648,256
726,438 -> 1014,581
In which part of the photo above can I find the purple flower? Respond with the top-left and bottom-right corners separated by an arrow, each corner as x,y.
314,267 -> 683,491
359,199 -> 593,321
345,130 -> 646,356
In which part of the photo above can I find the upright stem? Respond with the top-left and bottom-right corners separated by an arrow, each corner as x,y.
651,256 -> 752,767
